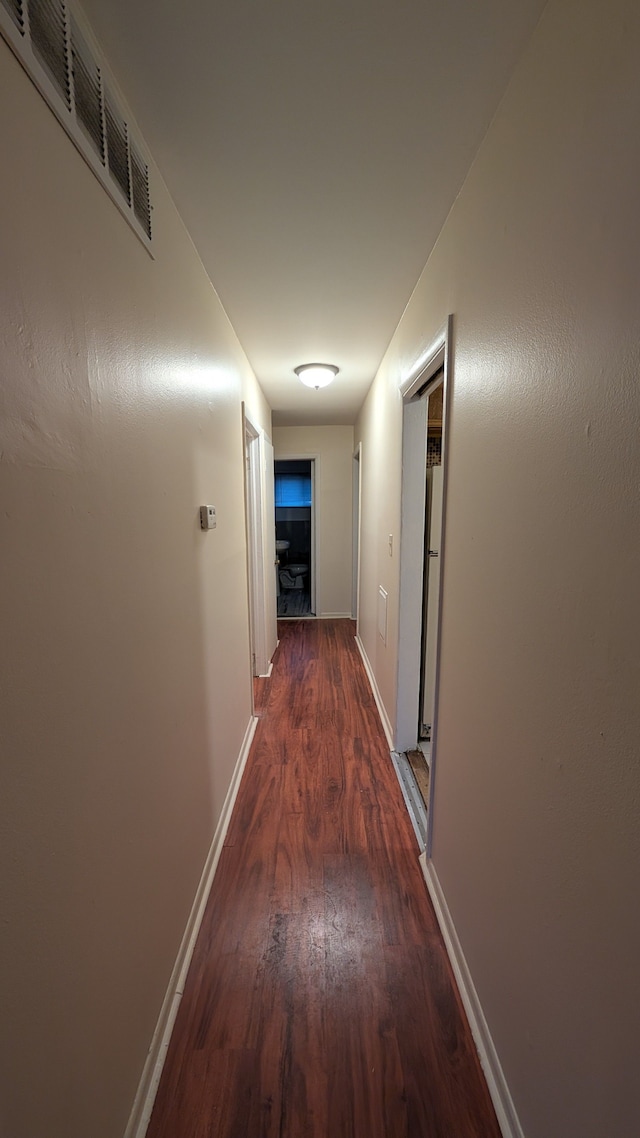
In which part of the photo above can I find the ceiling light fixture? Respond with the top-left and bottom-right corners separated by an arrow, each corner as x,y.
294,363 -> 339,390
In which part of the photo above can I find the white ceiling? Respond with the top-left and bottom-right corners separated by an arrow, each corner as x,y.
81,0 -> 546,425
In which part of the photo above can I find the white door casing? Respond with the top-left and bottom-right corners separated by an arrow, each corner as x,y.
244,409 -> 277,678
352,443 -> 362,625
421,462 -> 444,739
396,316 -> 452,856
262,438 -> 277,661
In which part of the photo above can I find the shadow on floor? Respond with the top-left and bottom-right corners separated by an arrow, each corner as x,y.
277,589 -> 313,617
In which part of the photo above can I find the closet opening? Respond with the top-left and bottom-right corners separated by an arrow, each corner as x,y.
393,317 -> 451,855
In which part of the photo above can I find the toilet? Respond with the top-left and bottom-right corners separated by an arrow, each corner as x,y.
278,563 -> 308,591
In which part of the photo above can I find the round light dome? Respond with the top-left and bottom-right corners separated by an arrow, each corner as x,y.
294,363 -> 339,389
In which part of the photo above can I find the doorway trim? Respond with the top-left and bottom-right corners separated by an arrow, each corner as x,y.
395,316 -> 452,855
274,454 -> 318,616
243,407 -> 277,678
352,442 -> 362,628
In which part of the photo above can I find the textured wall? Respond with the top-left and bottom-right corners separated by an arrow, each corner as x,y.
0,41 -> 270,1138
355,0 -> 640,1134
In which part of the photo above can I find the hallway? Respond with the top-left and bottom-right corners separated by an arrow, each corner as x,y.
147,620 -> 500,1138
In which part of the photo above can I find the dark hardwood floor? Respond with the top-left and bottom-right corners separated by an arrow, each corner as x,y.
147,619 -> 500,1138
277,588 -> 312,617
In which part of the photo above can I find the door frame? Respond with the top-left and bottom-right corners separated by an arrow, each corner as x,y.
352,442 -> 362,627
419,460 -> 444,747
395,316 -> 452,855
274,454 -> 318,616
243,407 -> 277,678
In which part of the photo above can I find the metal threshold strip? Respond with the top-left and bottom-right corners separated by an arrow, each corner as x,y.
390,750 -> 427,852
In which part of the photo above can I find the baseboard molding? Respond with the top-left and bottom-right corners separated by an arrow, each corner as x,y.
318,611 -> 353,619
354,634 -> 394,748
123,714 -> 259,1138
258,659 -> 274,679
419,854 -> 525,1138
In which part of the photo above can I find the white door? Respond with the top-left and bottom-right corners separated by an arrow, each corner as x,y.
262,439 -> 277,660
245,436 -> 258,675
421,463 -> 444,743
244,419 -> 277,677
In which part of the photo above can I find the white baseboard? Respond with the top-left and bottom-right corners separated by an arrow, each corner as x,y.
123,714 -> 259,1138
318,611 -> 353,619
354,634 -> 394,749
419,854 -> 525,1138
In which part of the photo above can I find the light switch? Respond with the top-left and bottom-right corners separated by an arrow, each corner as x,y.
200,505 -> 216,530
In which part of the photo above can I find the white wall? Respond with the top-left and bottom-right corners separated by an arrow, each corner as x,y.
273,425 -> 354,617
0,40 -> 270,1138
355,1 -> 640,1135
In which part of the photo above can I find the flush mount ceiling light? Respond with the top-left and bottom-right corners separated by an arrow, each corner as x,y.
294,363 -> 339,390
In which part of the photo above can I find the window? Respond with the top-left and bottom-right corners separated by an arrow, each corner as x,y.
275,473 -> 312,508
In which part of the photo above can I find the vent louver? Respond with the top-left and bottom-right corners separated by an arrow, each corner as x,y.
29,0 -> 70,108
70,16 -> 103,161
104,88 -> 130,203
130,141 -> 151,239
1,0 -> 24,31
0,0 -> 152,247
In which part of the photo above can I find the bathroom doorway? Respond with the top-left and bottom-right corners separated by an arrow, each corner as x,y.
274,459 -> 316,617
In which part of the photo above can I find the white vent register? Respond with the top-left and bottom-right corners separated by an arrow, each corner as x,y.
0,0 -> 152,248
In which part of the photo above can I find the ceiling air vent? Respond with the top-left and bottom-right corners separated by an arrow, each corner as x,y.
0,0 -> 152,250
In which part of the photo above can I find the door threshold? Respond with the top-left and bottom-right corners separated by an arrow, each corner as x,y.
390,750 -> 427,851
418,739 -> 432,769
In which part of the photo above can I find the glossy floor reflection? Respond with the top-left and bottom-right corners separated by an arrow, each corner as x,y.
277,588 -> 312,616
147,619 -> 500,1138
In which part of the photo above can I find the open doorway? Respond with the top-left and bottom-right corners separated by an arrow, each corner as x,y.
403,382 -> 444,830
393,319 -> 451,854
418,384 -> 445,752
274,459 -> 316,617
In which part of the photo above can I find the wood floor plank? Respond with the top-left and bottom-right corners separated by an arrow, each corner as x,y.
147,618 -> 501,1138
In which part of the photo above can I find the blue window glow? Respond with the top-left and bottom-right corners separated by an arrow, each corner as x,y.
275,473 -> 312,507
